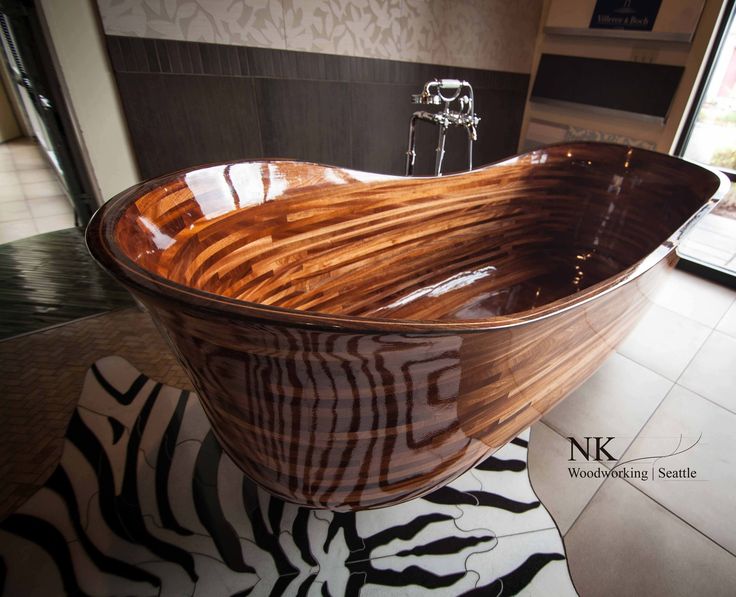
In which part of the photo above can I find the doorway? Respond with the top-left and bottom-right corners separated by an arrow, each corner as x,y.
0,0 -> 97,229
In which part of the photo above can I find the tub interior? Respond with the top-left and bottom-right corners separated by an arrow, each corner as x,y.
113,144 -> 719,321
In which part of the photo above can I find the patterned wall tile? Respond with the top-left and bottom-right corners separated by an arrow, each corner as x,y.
440,0 -> 542,72
490,0 -> 543,73
523,119 -> 658,152
284,0 -> 402,60
400,0 -> 445,65
97,0 -> 286,49
564,125 -> 657,150
97,0 -> 542,73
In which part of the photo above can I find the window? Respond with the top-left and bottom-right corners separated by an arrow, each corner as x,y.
682,4 -> 736,172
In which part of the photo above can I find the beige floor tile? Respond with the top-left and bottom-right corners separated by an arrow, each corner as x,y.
543,352 -> 672,462
650,269 -> 735,327
22,180 -> 64,199
0,183 -> 24,201
716,300 -> 736,338
617,304 -> 711,380
528,422 -> 606,535
8,141 -> 44,153
0,171 -> 20,186
679,331 -> 736,412
618,385 -> 736,554
565,477 -> 736,597
27,195 -> 73,218
12,157 -> 47,170
0,200 -> 32,222
0,219 -> 36,243
33,213 -> 76,234
17,168 -> 56,184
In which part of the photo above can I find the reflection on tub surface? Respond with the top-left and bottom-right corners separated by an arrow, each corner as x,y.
87,142 -> 727,509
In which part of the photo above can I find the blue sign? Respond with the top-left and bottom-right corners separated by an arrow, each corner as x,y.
590,0 -> 662,31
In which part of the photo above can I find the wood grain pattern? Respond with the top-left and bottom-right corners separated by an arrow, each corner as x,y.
86,142 -> 727,510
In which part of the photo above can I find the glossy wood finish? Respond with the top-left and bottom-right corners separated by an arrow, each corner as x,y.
86,142 -> 727,510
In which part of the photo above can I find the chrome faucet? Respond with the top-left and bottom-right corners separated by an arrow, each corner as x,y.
405,79 -> 480,176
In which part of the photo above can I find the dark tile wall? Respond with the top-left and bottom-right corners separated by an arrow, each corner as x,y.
105,36 -> 530,181
531,54 -> 684,120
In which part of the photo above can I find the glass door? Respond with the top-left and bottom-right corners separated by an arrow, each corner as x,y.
678,0 -> 736,279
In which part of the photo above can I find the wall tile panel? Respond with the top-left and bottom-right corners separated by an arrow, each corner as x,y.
106,37 -> 529,178
350,82 -> 415,174
254,78 -> 353,168
97,0 -> 287,49
97,0 -> 542,74
115,71 -> 263,178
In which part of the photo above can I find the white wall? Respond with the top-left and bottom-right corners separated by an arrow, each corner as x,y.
38,0 -> 139,203
97,0 -> 543,74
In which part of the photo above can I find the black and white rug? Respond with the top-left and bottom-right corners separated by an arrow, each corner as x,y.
0,356 -> 576,596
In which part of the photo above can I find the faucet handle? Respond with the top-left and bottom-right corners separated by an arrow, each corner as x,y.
411,93 -> 441,105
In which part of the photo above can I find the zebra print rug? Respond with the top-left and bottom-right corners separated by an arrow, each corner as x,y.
0,356 -> 576,596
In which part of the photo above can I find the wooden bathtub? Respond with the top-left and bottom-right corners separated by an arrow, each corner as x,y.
86,142 -> 728,510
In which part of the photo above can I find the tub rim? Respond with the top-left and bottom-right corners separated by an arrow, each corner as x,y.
86,141 -> 730,334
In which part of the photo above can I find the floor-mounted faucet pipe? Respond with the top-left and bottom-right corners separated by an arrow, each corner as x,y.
405,79 -> 480,176
435,124 -> 447,176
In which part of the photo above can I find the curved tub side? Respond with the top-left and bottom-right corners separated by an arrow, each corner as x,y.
457,251 -> 676,450
127,247 -> 675,510
139,290 -> 488,509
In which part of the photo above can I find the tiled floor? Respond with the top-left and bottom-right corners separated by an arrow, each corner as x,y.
0,137 -> 76,244
528,267 -> 736,596
0,212 -> 735,594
